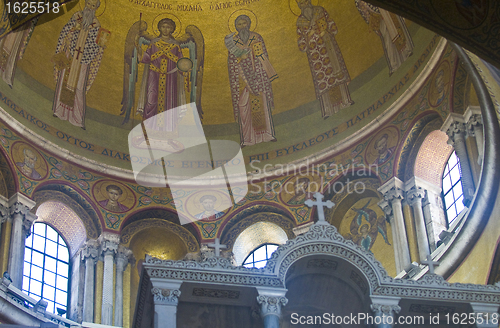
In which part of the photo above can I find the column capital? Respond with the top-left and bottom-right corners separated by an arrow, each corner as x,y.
152,287 -> 181,306
370,296 -> 401,315
116,246 -> 133,269
81,240 -> 99,261
405,186 -> 426,206
257,295 -> 288,318
22,212 -> 37,237
441,113 -> 466,134
8,193 -> 36,215
99,232 -> 119,256
378,177 -> 405,203
446,121 -> 467,145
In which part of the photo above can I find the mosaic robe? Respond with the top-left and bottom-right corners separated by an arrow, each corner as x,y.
138,39 -> 186,136
227,32 -> 278,147
356,0 -> 414,75
52,12 -> 107,129
297,6 -> 354,118
0,19 -> 36,87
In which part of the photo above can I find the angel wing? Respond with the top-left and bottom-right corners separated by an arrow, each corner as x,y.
120,21 -> 154,125
179,25 -> 205,120
376,216 -> 391,246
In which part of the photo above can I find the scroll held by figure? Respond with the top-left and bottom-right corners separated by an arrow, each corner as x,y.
122,15 -> 204,152
355,0 -> 414,75
225,14 -> 278,147
295,0 -> 353,119
52,0 -> 110,130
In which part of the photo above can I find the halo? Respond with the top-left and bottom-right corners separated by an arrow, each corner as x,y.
192,191 -> 226,211
152,13 -> 182,38
228,9 -> 258,33
78,0 -> 107,17
289,0 -> 319,17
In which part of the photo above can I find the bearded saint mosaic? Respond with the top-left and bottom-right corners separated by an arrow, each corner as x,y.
225,13 -> 278,147
52,0 -> 110,130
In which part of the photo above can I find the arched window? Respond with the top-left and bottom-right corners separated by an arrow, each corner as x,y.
23,222 -> 70,315
442,151 -> 465,225
243,244 -> 279,268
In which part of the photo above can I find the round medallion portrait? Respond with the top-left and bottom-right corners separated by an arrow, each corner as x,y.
11,141 -> 48,180
93,180 -> 136,213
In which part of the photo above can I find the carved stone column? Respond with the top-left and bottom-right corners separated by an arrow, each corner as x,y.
446,120 -> 475,206
99,233 -> 119,325
114,246 -> 133,327
378,178 -> 411,273
370,296 -> 401,328
256,287 -> 288,328
82,240 -> 99,323
151,279 -> 182,328
467,112 -> 484,166
470,302 -> 499,328
7,193 -> 35,288
405,185 -> 430,263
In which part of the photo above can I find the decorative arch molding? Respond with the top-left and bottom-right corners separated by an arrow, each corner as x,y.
32,189 -> 100,239
396,113 -> 443,181
0,146 -> 17,197
266,224 -> 386,293
120,218 -> 199,253
220,204 -> 295,250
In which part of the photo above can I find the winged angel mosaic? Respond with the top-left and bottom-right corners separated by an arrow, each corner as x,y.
120,16 -> 204,145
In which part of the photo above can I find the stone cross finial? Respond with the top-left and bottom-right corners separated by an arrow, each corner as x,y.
422,254 -> 440,274
305,192 -> 334,224
207,238 -> 227,257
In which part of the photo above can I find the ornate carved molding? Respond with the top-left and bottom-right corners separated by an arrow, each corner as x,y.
151,287 -> 181,306
143,222 -> 500,304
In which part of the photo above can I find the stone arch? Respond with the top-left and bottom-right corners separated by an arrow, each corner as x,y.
219,202 -> 295,252
120,217 -> 199,254
33,201 -> 87,257
414,130 -> 453,186
396,114 -> 444,182
32,187 -> 101,239
120,207 -> 199,245
266,224 -> 390,296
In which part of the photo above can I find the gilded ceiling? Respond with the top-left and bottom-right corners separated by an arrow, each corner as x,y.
0,0 -> 440,171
